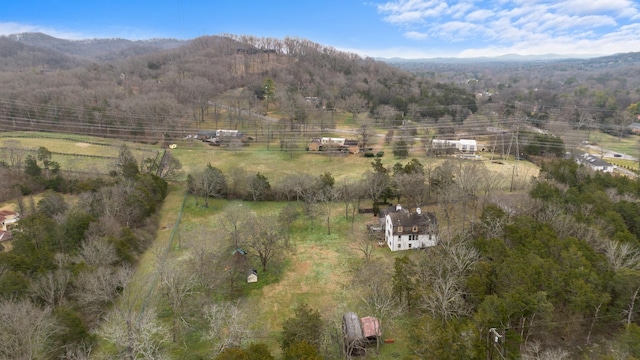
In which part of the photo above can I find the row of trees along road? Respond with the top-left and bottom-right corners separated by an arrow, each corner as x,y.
186,156 -> 514,236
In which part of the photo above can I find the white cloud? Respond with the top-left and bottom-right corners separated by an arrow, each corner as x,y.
434,21 -> 485,39
554,0 -> 637,16
537,14 -> 617,32
377,0 -> 450,23
466,9 -> 494,22
404,31 -> 429,40
383,10 -> 428,24
448,2 -> 475,19
377,0 -> 442,14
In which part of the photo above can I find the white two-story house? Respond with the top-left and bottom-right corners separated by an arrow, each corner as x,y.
382,205 -> 438,251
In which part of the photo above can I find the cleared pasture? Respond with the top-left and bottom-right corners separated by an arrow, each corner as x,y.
0,131 -> 160,174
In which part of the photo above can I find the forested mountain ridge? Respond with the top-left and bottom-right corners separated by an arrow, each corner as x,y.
5,32 -> 187,62
0,36 -> 84,70
0,33 -> 479,143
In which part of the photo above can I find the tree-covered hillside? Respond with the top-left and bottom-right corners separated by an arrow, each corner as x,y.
0,34 -> 478,144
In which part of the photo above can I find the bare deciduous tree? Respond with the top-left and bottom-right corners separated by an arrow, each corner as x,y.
604,240 -> 640,272
158,259 -> 197,343
220,203 -> 248,248
522,341 -> 570,360
415,238 -> 478,323
339,179 -> 365,230
73,265 -> 132,317
358,123 -> 372,150
189,164 -> 227,208
0,298 -> 61,360
341,93 -> 367,122
393,172 -> 429,208
2,139 -> 25,170
245,213 -> 287,272
29,269 -> 71,307
206,301 -> 252,356
77,236 -> 119,267
99,288 -> 169,360
183,235 -> 220,292
156,151 -> 183,181
350,229 -> 377,262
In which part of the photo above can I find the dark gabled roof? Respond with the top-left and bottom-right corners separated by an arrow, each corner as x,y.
344,139 -> 359,146
577,153 -> 611,168
378,204 -> 406,218
387,207 -> 437,234
628,122 -> 640,129
380,205 -> 438,234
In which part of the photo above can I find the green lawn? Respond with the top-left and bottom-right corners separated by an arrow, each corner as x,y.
165,196 -> 402,357
0,131 -> 159,174
587,131 -> 640,156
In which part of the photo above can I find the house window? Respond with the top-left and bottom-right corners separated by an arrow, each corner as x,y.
408,243 -> 412,249
397,226 -> 403,233
397,243 -> 401,249
412,225 -> 418,233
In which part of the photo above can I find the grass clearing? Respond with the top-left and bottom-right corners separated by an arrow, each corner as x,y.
1,131 -> 159,174
589,132 -> 640,155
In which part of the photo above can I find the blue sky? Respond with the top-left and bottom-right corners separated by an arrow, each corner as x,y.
1,0 -> 639,58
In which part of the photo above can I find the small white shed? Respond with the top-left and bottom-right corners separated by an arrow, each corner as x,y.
247,270 -> 258,283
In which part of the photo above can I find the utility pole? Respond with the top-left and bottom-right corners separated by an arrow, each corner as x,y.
487,328 -> 505,360
510,165 -> 516,192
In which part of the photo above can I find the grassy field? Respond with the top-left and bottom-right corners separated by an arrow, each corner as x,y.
0,131 -> 159,174
588,131 -> 640,155
1,130 -> 540,358
159,195 -> 418,358
172,136 -> 538,184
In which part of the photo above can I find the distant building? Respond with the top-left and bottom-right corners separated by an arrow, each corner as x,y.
430,139 -> 477,155
343,139 -> 360,154
575,153 -> 615,173
307,137 -> 360,154
320,137 -> 346,146
0,210 -> 19,243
